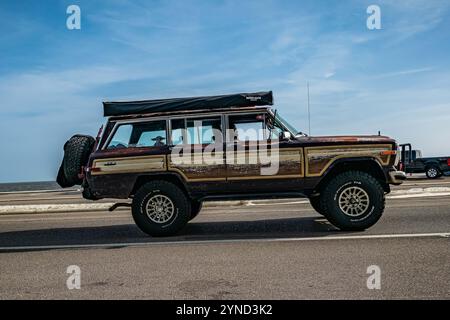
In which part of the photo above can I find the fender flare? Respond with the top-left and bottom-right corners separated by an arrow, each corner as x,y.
130,171 -> 191,197
314,157 -> 389,193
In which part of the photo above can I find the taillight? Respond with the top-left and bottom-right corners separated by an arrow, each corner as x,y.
447,158 -> 450,166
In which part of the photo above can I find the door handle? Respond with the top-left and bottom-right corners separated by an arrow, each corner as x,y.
104,161 -> 117,166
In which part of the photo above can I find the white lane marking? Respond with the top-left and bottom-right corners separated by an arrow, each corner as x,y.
0,232 -> 448,252
0,215 -> 131,223
0,203 -> 116,214
402,181 -> 450,186
0,189 -> 79,195
391,187 -> 450,194
247,200 -> 310,206
389,192 -> 450,199
0,196 -> 84,203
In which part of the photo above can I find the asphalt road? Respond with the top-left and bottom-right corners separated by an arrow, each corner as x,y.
0,177 -> 449,299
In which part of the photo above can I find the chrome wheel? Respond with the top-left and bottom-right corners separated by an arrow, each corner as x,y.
145,195 -> 175,223
338,186 -> 370,217
427,168 -> 438,178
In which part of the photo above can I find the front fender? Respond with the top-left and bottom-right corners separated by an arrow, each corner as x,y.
312,157 -> 389,194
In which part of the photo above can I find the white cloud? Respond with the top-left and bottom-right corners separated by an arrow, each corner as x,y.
378,0 -> 450,44
372,67 -> 434,79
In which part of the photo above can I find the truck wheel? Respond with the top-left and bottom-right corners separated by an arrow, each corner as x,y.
425,166 -> 441,179
189,200 -> 203,221
62,135 -> 95,186
319,171 -> 385,231
132,181 -> 191,237
309,196 -> 327,217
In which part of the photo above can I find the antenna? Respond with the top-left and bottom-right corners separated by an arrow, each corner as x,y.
307,81 -> 311,135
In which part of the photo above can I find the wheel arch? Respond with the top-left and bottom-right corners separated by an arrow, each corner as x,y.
424,161 -> 441,170
313,157 -> 389,194
130,172 -> 190,198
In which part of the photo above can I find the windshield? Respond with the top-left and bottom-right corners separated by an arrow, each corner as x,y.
271,111 -> 300,135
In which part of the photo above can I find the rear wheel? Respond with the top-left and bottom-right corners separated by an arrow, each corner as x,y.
132,181 -> 191,236
425,166 -> 441,179
319,171 -> 385,231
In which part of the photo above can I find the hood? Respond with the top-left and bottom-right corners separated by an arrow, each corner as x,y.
294,135 -> 396,146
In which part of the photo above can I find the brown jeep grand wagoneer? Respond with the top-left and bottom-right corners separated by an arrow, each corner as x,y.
57,91 -> 406,236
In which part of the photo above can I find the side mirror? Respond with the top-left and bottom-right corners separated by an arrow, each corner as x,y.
279,131 -> 292,141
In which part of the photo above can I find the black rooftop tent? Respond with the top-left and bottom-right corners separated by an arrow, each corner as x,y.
103,91 -> 273,117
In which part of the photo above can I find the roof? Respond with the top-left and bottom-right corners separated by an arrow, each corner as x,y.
103,91 -> 273,117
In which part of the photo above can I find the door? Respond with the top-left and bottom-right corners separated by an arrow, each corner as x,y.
167,116 -> 227,184
225,112 -> 304,193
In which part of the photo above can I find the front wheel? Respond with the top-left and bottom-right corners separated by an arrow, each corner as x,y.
132,181 -> 191,237
319,171 -> 385,231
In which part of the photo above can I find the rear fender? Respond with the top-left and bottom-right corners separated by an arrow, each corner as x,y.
131,172 -> 190,197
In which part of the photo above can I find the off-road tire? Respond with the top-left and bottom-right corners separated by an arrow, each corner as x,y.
425,166 -> 441,179
309,196 -> 327,217
56,164 -> 72,188
63,135 -> 95,186
132,181 -> 191,237
189,200 -> 203,221
319,171 -> 385,231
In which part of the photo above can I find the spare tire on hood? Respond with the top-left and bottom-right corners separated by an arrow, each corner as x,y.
56,135 -> 95,188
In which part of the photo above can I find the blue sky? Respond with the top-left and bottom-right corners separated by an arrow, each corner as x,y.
1,0 -> 449,182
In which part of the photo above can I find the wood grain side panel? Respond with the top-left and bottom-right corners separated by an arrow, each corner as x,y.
92,155 -> 166,175
305,144 -> 392,177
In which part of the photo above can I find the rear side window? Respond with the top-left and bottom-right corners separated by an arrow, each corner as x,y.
171,119 -> 185,145
107,120 -> 167,149
170,117 -> 222,145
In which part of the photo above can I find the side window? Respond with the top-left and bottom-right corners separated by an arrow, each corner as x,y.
171,119 -> 185,145
170,117 -> 222,145
228,114 -> 266,142
414,150 -> 422,159
131,121 -> 167,147
107,124 -> 132,149
267,117 -> 284,139
107,120 -> 167,149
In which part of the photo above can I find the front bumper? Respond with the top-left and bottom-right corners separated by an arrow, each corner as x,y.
388,170 -> 407,185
